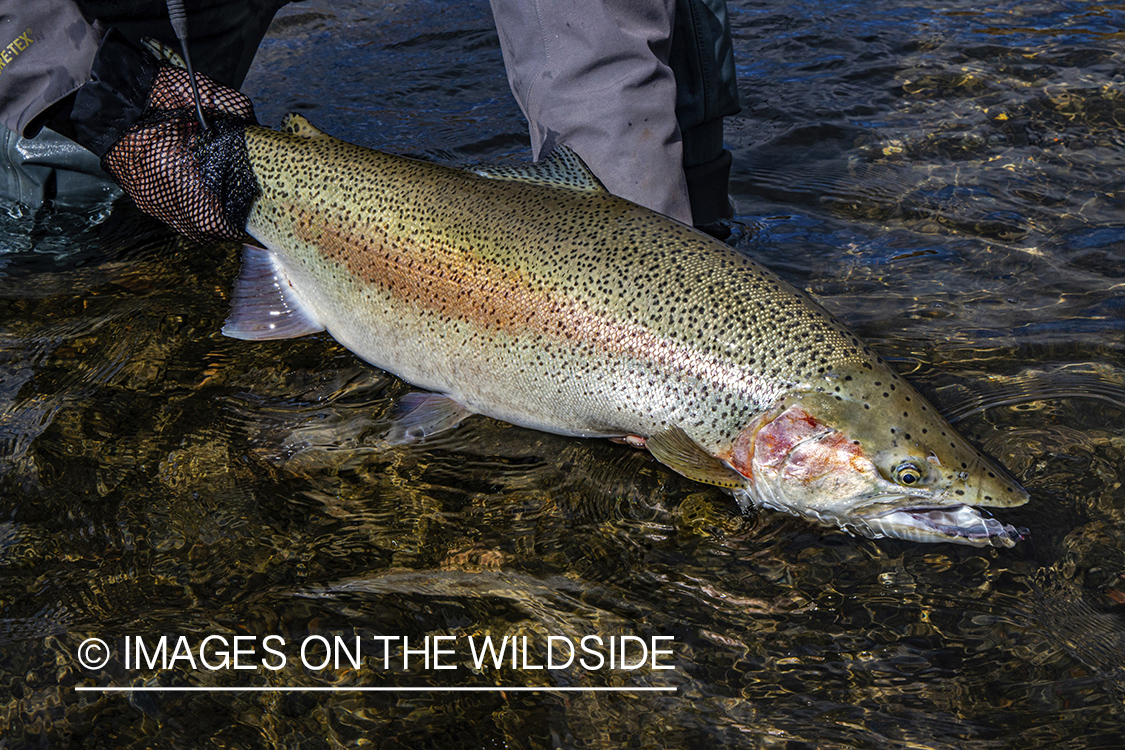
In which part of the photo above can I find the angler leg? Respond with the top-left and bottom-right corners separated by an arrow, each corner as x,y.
671,0 -> 742,227
489,0 -> 741,228
489,0 -> 692,224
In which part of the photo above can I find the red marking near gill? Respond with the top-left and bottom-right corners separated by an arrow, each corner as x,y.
782,430 -> 866,483
754,405 -> 832,469
727,411 -> 766,479
727,404 -> 870,483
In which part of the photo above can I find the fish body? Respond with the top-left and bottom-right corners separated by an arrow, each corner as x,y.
225,114 -> 1029,546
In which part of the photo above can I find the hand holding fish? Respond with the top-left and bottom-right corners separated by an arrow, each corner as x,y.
101,65 -> 260,244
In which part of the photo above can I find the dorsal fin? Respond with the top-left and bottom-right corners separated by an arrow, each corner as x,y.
471,145 -> 607,193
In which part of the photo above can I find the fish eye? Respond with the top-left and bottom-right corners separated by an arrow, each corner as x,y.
894,462 -> 923,486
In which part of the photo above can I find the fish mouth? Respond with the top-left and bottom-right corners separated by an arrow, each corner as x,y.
854,504 -> 1027,548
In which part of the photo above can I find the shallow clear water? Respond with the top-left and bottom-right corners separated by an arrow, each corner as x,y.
2,1 -> 1124,747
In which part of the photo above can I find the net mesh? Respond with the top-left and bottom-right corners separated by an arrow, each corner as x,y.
102,67 -> 261,244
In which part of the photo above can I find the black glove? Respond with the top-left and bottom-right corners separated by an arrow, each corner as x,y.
101,65 -> 260,243
58,30 -> 260,243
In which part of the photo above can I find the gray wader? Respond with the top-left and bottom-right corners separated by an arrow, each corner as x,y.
490,0 -> 740,225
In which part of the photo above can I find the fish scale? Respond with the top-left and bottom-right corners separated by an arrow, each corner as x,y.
225,114 -> 1029,546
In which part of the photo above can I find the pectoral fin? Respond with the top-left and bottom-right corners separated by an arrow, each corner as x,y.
646,426 -> 747,490
387,392 -> 474,444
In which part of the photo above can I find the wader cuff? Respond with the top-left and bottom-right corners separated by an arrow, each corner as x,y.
685,148 -> 733,226
682,119 -> 725,168
67,29 -> 159,158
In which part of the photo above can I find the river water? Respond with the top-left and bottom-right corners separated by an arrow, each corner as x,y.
2,1 -> 1124,747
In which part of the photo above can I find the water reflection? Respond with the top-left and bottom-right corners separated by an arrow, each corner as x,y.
2,0 -> 1124,747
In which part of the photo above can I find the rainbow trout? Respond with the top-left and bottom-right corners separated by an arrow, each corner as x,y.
224,114 -> 1029,547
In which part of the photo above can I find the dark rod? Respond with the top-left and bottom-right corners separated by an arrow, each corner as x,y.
165,0 -> 209,132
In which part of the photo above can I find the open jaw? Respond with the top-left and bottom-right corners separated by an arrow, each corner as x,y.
851,504 -> 1027,548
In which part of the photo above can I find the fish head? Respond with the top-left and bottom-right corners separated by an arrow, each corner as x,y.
729,369 -> 1029,547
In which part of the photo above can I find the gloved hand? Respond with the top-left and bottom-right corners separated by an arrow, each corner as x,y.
101,65 -> 260,243
52,30 -> 261,244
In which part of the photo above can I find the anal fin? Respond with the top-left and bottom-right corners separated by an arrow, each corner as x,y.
646,426 -> 747,490
222,245 -> 325,341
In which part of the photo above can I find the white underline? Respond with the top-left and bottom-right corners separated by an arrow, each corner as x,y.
76,686 -> 676,693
